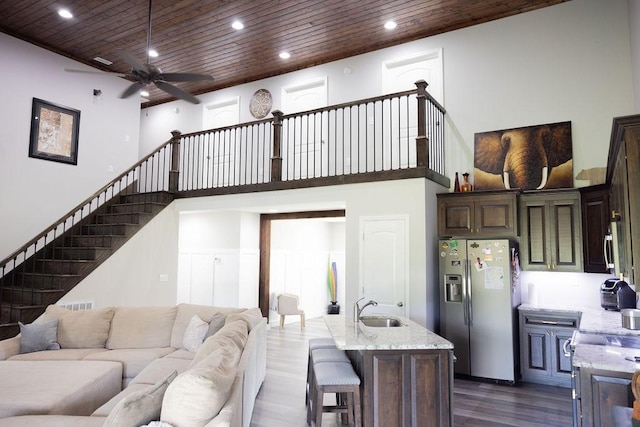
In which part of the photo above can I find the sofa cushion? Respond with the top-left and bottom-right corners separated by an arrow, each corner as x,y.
169,303 -> 244,349
225,307 -> 263,331
103,371 -> 177,427
130,357 -> 192,386
84,347 -> 176,380
160,357 -> 237,427
163,348 -> 195,360
0,415 -> 107,426
91,383 -> 150,417
107,306 -> 177,349
183,315 -> 208,352
18,319 -> 60,353
9,348 -> 108,361
44,305 -> 115,349
190,320 -> 248,368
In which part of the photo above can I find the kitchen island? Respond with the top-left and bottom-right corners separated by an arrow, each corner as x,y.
324,314 -> 454,427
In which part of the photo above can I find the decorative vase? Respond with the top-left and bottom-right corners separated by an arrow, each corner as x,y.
460,173 -> 473,192
453,172 -> 460,192
327,301 -> 340,314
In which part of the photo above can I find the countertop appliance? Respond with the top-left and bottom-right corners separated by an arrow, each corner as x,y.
438,239 -> 520,382
600,278 -> 636,311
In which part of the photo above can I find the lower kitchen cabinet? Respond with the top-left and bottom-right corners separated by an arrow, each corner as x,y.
519,309 -> 580,387
577,367 -> 633,427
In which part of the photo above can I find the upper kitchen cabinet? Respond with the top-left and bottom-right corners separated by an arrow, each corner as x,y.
519,189 -> 583,272
606,115 -> 640,285
579,184 -> 610,273
437,190 -> 518,238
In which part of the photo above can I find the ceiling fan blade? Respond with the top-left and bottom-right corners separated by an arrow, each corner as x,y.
65,68 -> 128,77
120,81 -> 146,99
160,72 -> 214,82
154,81 -> 200,104
117,50 -> 148,73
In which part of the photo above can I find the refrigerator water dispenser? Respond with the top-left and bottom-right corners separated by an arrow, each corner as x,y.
445,274 -> 462,303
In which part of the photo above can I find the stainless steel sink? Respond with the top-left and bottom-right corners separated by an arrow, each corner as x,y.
359,316 -> 404,327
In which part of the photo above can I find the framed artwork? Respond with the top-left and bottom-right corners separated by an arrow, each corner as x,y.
29,98 -> 80,165
473,121 -> 573,191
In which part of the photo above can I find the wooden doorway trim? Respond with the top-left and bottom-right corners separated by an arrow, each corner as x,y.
258,209 -> 346,319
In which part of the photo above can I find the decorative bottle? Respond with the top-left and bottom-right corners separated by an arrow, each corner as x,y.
461,173 -> 473,192
453,172 -> 460,192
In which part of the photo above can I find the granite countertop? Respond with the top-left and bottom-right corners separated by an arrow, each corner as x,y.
573,343 -> 640,373
518,303 -> 640,337
324,314 -> 453,351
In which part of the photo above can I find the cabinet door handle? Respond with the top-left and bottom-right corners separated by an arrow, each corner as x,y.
562,339 -> 571,358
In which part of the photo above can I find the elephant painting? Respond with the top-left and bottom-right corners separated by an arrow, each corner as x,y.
473,121 -> 573,191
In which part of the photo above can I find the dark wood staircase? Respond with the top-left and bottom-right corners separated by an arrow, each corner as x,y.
0,191 -> 173,340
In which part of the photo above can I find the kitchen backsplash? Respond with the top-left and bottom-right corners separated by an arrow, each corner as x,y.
520,271 -> 621,310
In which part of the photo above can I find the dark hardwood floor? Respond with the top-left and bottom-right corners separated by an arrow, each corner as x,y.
250,317 -> 573,426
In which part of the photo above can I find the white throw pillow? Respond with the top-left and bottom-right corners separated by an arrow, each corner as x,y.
104,370 -> 177,427
183,315 -> 208,352
160,364 -> 236,427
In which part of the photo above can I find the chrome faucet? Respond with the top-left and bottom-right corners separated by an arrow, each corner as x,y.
353,297 -> 378,322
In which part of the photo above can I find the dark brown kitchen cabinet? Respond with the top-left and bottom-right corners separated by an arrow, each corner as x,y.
579,184 -> 610,273
519,309 -> 580,387
347,348 -> 453,427
519,189 -> 583,272
437,190 -> 518,238
606,115 -> 640,285
577,367 -> 633,427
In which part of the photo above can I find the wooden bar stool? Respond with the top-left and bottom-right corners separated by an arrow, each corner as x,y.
308,361 -> 361,427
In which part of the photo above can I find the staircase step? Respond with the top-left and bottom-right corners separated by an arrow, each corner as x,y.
0,323 -> 19,340
64,235 -> 114,248
109,201 -> 168,215
0,303 -> 46,325
118,192 -> 173,205
30,259 -> 95,275
81,223 -> 136,236
44,246 -> 110,261
1,287 -> 66,306
12,272 -> 83,289
93,212 -> 150,225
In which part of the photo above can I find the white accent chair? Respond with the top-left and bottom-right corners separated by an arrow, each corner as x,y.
277,293 -> 305,331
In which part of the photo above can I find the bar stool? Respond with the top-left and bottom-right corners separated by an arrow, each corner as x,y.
306,338 -> 337,405
308,361 -> 361,427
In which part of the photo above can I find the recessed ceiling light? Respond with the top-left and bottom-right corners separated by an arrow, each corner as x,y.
148,49 -> 158,58
279,51 -> 291,59
93,57 -> 113,66
232,20 -> 244,30
384,20 -> 397,30
58,9 -> 73,19
140,90 -> 150,97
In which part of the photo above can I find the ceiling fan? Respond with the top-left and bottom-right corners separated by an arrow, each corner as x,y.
66,0 -> 213,104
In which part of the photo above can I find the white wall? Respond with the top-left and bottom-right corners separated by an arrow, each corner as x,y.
0,33 -> 141,260
61,205 -> 179,308
140,0 -> 634,188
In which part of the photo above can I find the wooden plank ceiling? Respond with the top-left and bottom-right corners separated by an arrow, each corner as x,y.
1,0 -> 567,107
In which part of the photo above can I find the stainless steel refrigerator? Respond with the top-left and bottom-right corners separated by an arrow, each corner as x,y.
438,238 -> 520,382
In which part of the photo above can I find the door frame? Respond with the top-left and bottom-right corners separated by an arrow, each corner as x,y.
258,209 -> 345,319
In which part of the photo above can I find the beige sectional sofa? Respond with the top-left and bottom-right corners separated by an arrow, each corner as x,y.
0,303 -> 267,427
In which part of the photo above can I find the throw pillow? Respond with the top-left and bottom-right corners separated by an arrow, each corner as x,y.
225,307 -> 263,331
160,364 -> 236,427
18,319 -> 60,354
103,370 -> 177,427
205,313 -> 227,338
183,315 -> 208,352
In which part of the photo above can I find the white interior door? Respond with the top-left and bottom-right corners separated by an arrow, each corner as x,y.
360,216 -> 408,317
178,252 -> 215,305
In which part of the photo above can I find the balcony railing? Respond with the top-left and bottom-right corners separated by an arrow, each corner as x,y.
0,80 -> 446,324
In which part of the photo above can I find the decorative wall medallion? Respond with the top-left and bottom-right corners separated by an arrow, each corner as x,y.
249,89 -> 272,119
